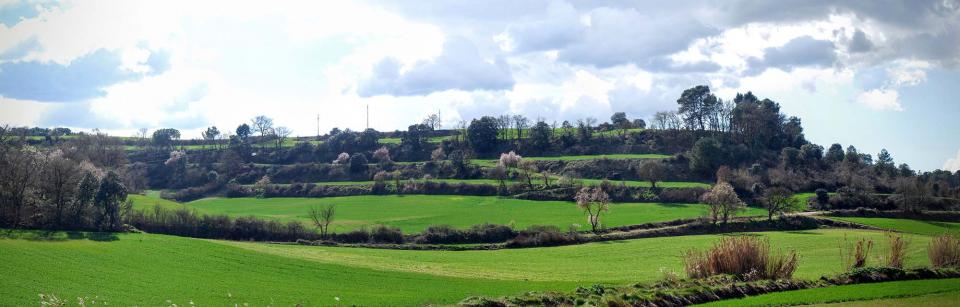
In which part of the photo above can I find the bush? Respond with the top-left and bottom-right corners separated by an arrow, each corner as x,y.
929,234 -> 960,268
505,225 -> 583,248
886,232 -> 909,269
413,223 -> 517,244
370,225 -> 404,244
682,236 -> 797,280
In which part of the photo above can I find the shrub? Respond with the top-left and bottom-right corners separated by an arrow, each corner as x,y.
885,232 -> 909,269
841,236 -> 874,270
929,234 -> 960,268
370,225 -> 404,244
682,236 -> 797,280
505,225 -> 583,248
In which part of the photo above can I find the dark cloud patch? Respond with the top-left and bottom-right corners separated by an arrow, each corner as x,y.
358,37 -> 514,97
747,36 -> 836,75
504,1 -> 582,52
0,48 -> 170,102
848,29 -> 873,53
722,0 -> 956,28
557,8 -> 718,68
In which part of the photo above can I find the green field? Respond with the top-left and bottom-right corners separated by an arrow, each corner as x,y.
0,228 -> 938,306
133,195 -> 764,233
827,217 -> 960,236
698,278 -> 960,307
378,135 -> 451,145
263,178 -> 708,189
471,153 -> 671,167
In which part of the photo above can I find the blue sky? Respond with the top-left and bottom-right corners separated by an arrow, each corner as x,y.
0,0 -> 958,171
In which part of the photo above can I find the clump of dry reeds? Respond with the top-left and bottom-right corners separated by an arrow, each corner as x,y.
929,234 -> 960,268
885,232 -> 909,269
840,236 -> 874,270
682,236 -> 798,280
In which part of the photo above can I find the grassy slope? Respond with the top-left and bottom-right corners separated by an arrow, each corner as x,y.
1,228 -> 938,306
471,153 -> 670,167
0,231 -> 571,306
808,291 -> 960,307
135,195 -> 764,233
265,178 -> 709,188
697,278 -> 960,307
218,229 -> 933,283
827,217 -> 960,236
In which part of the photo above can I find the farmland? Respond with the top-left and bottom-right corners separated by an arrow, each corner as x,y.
132,194 -> 762,233
697,278 -> 960,307
0,228 -> 940,306
471,153 -> 671,167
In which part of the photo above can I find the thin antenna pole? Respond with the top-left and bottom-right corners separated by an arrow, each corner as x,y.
438,109 -> 441,130
366,104 -> 369,130
316,114 -> 320,138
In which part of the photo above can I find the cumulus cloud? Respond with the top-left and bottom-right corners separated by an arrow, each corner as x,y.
556,7 -> 718,68
358,37 -> 514,96
0,48 -> 169,102
501,1 -> 582,52
747,36 -> 836,75
944,149 -> 960,172
856,88 -> 902,111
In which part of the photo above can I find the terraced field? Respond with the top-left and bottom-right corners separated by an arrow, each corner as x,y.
0,228 -> 938,306
698,278 -> 960,307
826,216 -> 960,236
132,194 -> 764,233
263,178 -> 710,188
471,153 -> 671,167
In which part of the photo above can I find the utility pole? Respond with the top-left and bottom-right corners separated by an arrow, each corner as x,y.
438,109 -> 441,130
366,104 -> 369,130
316,114 -> 320,138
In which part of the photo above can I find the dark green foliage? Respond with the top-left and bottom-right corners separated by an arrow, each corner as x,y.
349,153 -> 368,173
690,137 -> 725,176
677,85 -> 719,131
151,128 -> 180,148
527,121 -> 552,152
93,171 -> 127,230
468,116 -> 500,153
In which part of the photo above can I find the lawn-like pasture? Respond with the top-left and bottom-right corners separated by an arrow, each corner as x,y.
217,229 -> 934,282
268,178 -> 709,189
0,230 -> 573,306
133,195 -> 762,233
0,228 -> 938,306
826,217 -> 960,236
697,278 -> 960,307
471,153 -> 671,167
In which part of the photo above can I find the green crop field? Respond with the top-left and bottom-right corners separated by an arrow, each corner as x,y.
471,153 -> 671,167
0,228 -> 939,306
697,278 -> 960,307
132,195 -> 764,233
826,217 -> 960,236
262,178 -> 708,189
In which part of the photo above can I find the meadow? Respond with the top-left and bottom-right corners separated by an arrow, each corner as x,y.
696,278 -> 960,307
826,216 -> 960,236
132,194 -> 763,233
0,228 -> 940,306
261,178 -> 710,189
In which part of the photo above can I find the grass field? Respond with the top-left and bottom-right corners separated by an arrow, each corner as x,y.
261,178 -> 709,189
697,278 -> 960,307
133,195 -> 764,233
471,153 -> 671,167
0,228 -> 939,306
826,217 -> 960,236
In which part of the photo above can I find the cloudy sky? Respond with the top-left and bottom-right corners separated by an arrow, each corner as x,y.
1,0 -> 958,171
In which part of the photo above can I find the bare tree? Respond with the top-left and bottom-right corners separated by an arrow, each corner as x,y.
274,126 -> 292,149
422,114 -> 440,130
512,115 -> 529,141
308,204 -> 336,238
250,115 -> 274,138
762,187 -> 800,221
575,186 -> 610,232
136,128 -> 149,146
637,160 -> 666,189
496,115 -> 511,141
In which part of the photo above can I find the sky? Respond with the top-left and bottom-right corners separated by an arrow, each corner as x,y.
0,0 -> 958,171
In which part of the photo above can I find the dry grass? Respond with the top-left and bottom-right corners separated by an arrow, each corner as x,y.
682,236 -> 798,280
885,232 -> 909,269
840,236 -> 874,270
928,234 -> 960,268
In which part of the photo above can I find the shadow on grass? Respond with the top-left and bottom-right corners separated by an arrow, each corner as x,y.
921,221 -> 960,235
783,230 -> 823,235
0,229 -> 119,242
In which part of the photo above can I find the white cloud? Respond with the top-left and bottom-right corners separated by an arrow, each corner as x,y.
856,88 -> 903,111
944,149 -> 960,172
